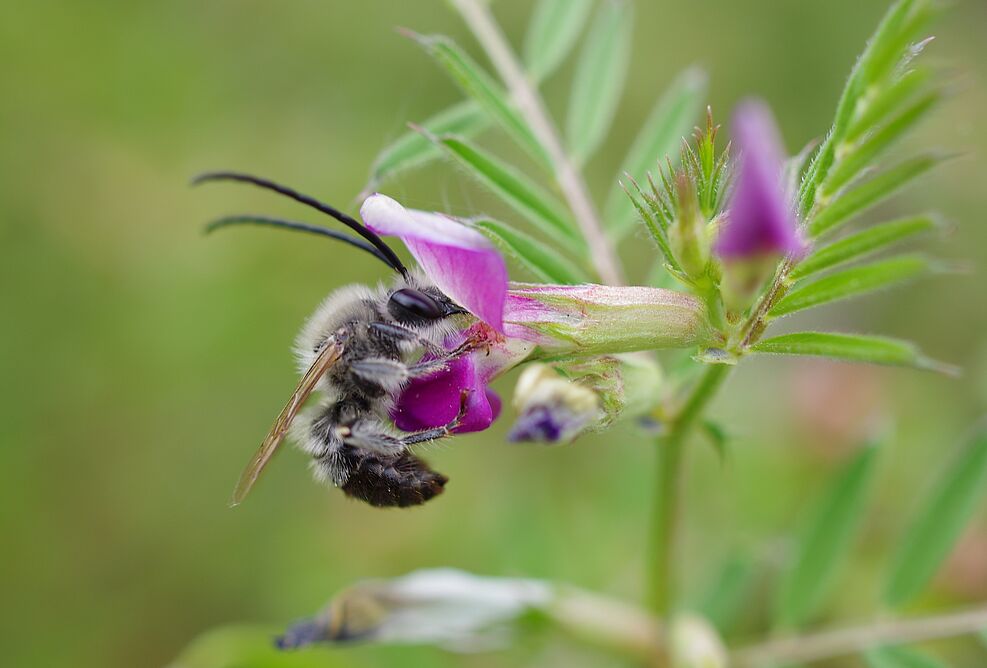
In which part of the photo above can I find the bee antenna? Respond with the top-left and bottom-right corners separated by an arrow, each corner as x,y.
204,215 -> 398,269
192,171 -> 409,277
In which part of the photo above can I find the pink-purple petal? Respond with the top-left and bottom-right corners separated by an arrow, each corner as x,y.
360,194 -> 508,332
715,99 -> 806,259
391,354 -> 501,434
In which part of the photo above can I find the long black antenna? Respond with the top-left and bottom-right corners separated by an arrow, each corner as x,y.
204,215 -> 395,268
192,171 -> 408,277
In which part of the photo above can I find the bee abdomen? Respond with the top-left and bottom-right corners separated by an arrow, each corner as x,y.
340,449 -> 448,507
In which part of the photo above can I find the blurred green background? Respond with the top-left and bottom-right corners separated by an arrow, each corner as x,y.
1,1 -> 986,666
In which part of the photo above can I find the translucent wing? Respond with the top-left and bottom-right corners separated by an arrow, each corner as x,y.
230,337 -> 345,506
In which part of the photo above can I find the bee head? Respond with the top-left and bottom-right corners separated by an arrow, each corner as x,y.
387,287 -> 468,326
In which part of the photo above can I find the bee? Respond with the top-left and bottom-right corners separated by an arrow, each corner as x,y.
196,172 -> 483,508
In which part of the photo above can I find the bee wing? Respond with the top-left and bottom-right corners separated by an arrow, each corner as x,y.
230,337 -> 345,506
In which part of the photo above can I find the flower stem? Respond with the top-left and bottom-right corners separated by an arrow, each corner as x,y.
731,604 -> 987,666
648,364 -> 730,619
448,0 -> 625,286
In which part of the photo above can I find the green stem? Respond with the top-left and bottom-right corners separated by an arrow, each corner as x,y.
648,364 -> 731,620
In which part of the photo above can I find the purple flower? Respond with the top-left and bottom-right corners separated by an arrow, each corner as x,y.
359,194 -> 714,435
391,351 -> 502,434
715,100 -> 805,260
361,194 -> 508,333
361,194 -> 514,433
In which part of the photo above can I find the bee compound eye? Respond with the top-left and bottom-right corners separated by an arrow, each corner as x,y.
387,288 -> 445,323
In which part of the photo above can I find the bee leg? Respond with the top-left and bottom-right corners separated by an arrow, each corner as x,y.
336,419 -> 404,456
398,390 -> 473,446
367,322 -> 445,357
336,392 -> 470,508
349,357 -> 409,393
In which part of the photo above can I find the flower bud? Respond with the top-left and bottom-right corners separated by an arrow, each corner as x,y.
505,284 -> 717,356
669,172 -> 711,280
714,100 -> 806,312
669,614 -> 727,668
508,356 -> 663,445
508,364 -> 601,444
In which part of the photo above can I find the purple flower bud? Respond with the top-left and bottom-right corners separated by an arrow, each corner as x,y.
715,100 -> 805,260
507,364 -> 601,444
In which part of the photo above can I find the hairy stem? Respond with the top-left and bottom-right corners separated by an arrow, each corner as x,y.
648,364 -> 731,621
731,605 -> 987,666
449,0 -> 625,285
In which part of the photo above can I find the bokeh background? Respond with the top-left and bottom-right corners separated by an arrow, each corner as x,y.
2,1 -> 986,666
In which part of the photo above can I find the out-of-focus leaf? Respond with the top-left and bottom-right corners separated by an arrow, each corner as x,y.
473,218 -> 589,284
566,0 -> 632,164
523,0 -> 593,81
434,135 -> 583,250
365,101 -> 488,191
809,155 -> 941,237
605,67 -> 708,237
865,645 -> 949,668
701,419 -> 730,464
776,445 -> 879,628
696,553 -> 756,635
822,91 -> 940,196
791,215 -> 936,280
750,332 -> 954,374
412,33 -> 551,166
884,428 -> 987,608
770,255 -> 931,317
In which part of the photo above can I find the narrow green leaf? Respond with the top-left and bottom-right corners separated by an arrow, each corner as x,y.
822,91 -> 940,196
566,0 -> 632,164
473,218 -> 589,284
770,255 -> 931,317
413,33 -> 551,167
750,332 -> 953,374
776,445 -> 879,628
523,0 -> 593,81
605,67 -> 708,237
620,179 -> 682,273
808,154 -> 941,237
885,428 -> 987,608
701,419 -> 731,465
697,553 -> 756,635
435,135 -> 584,251
791,215 -> 936,280
857,0 -> 929,92
365,101 -> 488,190
845,68 -> 932,143
866,645 -> 949,668
798,0 -> 931,214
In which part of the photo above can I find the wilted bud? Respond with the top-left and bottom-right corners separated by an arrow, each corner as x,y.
277,569 -> 552,652
669,614 -> 727,668
505,284 -> 718,356
508,356 -> 664,445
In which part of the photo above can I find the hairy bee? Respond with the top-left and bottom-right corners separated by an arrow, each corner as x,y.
196,172 -> 482,508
